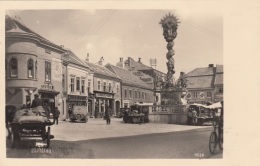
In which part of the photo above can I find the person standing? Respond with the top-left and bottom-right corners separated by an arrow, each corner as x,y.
31,94 -> 43,108
54,107 -> 60,125
192,109 -> 198,126
105,105 -> 112,124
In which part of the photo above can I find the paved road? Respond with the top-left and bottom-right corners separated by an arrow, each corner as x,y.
6,118 -> 223,158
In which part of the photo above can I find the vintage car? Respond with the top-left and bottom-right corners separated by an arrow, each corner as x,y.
69,105 -> 88,123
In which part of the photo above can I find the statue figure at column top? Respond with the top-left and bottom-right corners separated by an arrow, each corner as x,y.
160,13 -> 180,88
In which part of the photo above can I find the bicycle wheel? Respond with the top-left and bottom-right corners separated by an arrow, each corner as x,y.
219,131 -> 223,150
209,132 -> 217,154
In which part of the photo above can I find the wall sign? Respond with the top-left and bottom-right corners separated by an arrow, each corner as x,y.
96,93 -> 113,98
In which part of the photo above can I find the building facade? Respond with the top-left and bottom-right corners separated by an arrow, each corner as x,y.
85,61 -> 121,117
62,50 -> 92,119
5,15 -> 66,117
116,57 -> 166,105
185,64 -> 224,104
106,64 -> 154,109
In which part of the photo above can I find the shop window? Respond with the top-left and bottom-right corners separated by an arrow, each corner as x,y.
10,58 -> 18,77
98,80 -> 101,90
76,77 -> 80,91
35,60 -> 37,79
81,79 -> 85,94
108,82 -> 112,92
28,59 -> 34,78
45,61 -> 51,82
103,82 -> 107,92
71,77 -> 75,92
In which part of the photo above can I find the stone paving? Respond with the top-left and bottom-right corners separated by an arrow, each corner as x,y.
51,117 -> 212,141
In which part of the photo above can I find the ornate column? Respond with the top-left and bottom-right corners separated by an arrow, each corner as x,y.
160,13 -> 179,88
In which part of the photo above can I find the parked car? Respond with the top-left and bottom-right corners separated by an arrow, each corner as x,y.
69,106 -> 88,123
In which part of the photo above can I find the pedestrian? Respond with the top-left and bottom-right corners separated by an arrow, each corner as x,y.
105,105 -> 112,124
54,106 -> 60,125
31,94 -> 43,108
192,109 -> 198,126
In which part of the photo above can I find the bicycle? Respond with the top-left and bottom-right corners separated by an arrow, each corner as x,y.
209,120 -> 223,154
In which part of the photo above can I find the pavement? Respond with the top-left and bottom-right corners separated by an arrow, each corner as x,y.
51,117 -> 213,141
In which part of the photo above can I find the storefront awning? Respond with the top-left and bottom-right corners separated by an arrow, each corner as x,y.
38,89 -> 60,96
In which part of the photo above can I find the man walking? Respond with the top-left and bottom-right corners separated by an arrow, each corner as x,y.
105,105 -> 112,124
54,107 -> 60,125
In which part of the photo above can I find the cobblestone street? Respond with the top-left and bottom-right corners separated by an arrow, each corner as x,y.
6,118 -> 222,158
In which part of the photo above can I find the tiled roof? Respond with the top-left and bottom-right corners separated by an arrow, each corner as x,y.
216,64 -> 223,73
86,62 -> 119,79
66,50 -> 91,69
6,15 -> 63,49
186,67 -> 214,77
106,64 -> 152,90
186,76 -> 214,89
214,73 -> 223,85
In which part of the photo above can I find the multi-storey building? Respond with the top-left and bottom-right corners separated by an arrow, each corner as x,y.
185,64 -> 223,104
5,15 -> 66,117
85,60 -> 121,117
105,64 -> 154,108
62,50 -> 92,119
116,57 -> 166,105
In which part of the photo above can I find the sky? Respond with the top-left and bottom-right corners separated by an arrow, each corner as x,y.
7,8 -> 222,78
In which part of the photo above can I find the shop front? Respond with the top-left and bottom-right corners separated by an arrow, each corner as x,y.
94,91 -> 114,118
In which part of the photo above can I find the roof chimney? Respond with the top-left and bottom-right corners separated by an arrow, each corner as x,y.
127,57 -> 131,67
138,57 -> 141,63
98,57 -> 104,66
208,64 -> 214,68
116,57 -> 124,68
85,53 -> 89,62
180,72 -> 185,76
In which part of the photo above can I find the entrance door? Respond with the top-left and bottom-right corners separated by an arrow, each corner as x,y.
116,101 -> 120,116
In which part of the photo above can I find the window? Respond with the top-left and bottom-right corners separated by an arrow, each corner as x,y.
207,92 -> 212,98
142,92 -> 144,99
108,82 -> 112,92
219,88 -> 223,93
129,90 -> 132,99
45,61 -> 51,82
35,61 -> 37,79
103,82 -> 107,92
98,80 -> 101,90
135,91 -> 137,98
76,77 -> 80,91
117,84 -> 119,94
144,93 -> 146,100
125,89 -> 127,98
28,59 -> 34,78
62,74 -> 65,90
71,78 -> 75,92
81,79 -> 85,93
10,58 -> 18,77
88,79 -> 91,93
139,91 -> 141,99
193,92 -> 198,98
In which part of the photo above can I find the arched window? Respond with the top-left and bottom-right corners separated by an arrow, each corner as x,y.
9,58 -> 18,77
35,60 -> 37,79
28,59 -> 34,78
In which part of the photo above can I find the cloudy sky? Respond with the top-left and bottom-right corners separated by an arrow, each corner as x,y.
7,8 -> 222,78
